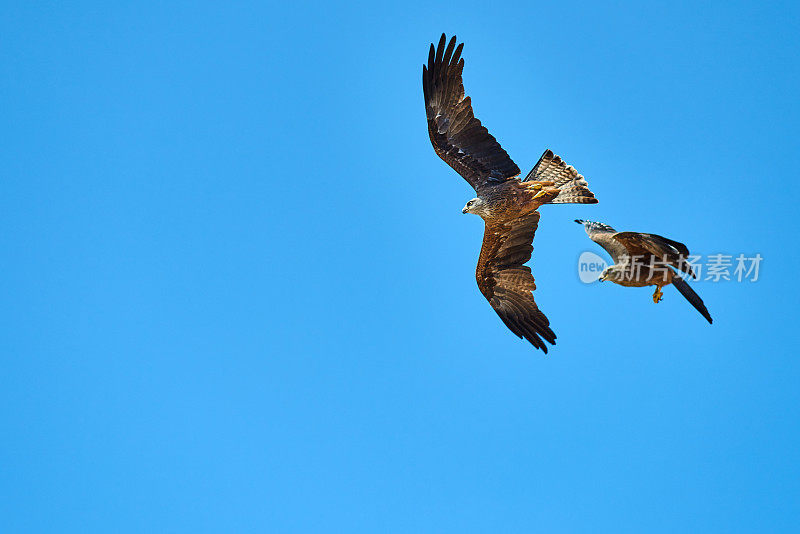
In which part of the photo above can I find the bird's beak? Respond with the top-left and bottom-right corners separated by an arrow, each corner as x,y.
462,207 -> 468,214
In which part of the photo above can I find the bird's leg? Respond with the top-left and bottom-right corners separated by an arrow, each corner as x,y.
528,180 -> 555,191
529,181 -> 557,200
652,286 -> 664,303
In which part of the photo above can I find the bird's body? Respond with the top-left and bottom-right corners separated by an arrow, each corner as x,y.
575,219 -> 713,323
423,34 -> 598,352
466,180 -> 559,221
604,263 -> 677,288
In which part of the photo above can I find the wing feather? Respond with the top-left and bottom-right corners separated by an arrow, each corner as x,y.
476,212 -> 556,352
614,232 -> 696,278
576,220 -> 629,263
579,221 -> 697,278
672,276 -> 713,323
423,34 -> 520,192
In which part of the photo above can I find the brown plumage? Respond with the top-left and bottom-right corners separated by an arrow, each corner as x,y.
423,34 -> 599,352
576,219 -> 713,324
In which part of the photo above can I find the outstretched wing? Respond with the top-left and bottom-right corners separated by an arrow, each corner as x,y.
423,34 -> 520,192
576,219 -> 630,263
476,212 -> 556,352
614,232 -> 696,278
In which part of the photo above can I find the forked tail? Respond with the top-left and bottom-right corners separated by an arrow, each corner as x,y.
672,276 -> 713,324
523,149 -> 598,204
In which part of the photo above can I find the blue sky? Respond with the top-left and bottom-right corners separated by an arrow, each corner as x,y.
2,1 -> 799,532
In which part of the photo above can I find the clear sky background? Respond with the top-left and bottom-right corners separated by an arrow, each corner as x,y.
2,1 -> 799,532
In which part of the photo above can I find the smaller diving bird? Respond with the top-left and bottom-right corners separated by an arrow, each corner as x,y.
575,220 -> 713,324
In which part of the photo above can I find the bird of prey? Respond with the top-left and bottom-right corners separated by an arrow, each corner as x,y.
575,220 -> 713,324
423,34 -> 598,352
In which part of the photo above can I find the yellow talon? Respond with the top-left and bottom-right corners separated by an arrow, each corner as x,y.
653,286 -> 664,303
533,190 -> 548,200
531,183 -> 543,190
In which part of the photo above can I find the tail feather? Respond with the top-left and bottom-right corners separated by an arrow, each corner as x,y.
672,277 -> 713,324
524,149 -> 598,204
551,178 -> 598,204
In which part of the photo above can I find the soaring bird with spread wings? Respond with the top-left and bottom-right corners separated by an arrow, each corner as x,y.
575,219 -> 713,324
423,34 -> 598,352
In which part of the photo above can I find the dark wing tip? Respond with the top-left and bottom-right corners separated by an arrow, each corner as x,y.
452,42 -> 464,65
672,276 -> 713,324
498,313 -> 554,353
435,34 -> 446,64
422,33 -> 520,190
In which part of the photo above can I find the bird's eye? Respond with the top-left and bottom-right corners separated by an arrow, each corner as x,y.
468,200 -> 474,206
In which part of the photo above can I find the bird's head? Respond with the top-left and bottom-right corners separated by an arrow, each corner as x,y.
462,197 -> 487,216
599,265 -> 621,282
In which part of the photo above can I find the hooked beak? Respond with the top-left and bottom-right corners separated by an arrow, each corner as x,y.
462,206 -> 468,214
